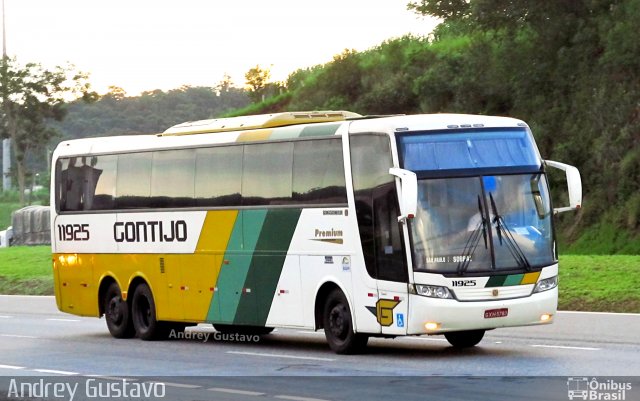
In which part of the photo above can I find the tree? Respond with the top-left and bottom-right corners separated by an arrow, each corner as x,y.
244,65 -> 271,103
0,57 -> 94,204
216,73 -> 234,94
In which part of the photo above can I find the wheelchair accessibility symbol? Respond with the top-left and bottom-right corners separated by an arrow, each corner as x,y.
396,313 -> 404,328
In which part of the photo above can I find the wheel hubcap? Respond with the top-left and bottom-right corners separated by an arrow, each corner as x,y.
108,298 -> 122,324
329,304 -> 348,340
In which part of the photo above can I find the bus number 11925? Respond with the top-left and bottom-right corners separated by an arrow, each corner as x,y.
57,224 -> 90,241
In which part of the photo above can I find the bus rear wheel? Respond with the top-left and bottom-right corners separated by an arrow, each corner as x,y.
131,283 -> 169,341
323,289 -> 368,354
444,330 -> 485,348
104,282 -> 135,338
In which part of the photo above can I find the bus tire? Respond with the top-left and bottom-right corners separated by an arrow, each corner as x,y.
323,289 -> 368,354
444,330 -> 485,348
131,283 -> 168,341
104,282 -> 135,338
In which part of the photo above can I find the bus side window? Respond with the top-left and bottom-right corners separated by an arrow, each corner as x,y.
88,155 -> 117,210
151,149 -> 196,208
292,139 -> 347,205
373,183 -> 408,282
195,146 -> 243,207
116,153 -> 152,209
56,158 -> 69,211
242,142 -> 294,206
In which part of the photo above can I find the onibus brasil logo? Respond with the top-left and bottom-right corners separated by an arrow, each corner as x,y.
567,377 -> 632,400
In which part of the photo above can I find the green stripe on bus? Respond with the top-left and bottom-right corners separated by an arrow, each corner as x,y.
207,210 -> 267,323
233,208 -> 302,326
503,274 -> 525,286
486,275 -> 507,287
269,125 -> 305,140
299,123 -> 340,137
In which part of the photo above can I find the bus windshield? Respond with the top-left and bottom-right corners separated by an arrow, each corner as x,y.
409,174 -> 555,274
397,129 -> 554,274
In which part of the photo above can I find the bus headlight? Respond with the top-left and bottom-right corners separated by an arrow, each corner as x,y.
533,276 -> 558,293
414,284 -> 453,299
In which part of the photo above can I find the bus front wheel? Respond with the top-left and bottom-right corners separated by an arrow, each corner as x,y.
444,330 -> 485,348
323,289 -> 368,354
104,282 -> 135,338
131,283 -> 168,341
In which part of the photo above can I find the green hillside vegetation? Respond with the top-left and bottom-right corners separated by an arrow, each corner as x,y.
51,85 -> 250,140
42,0 -> 640,252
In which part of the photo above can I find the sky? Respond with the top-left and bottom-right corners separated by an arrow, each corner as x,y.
3,1 -> 439,96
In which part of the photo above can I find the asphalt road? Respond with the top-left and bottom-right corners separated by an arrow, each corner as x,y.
1,295 -> 639,401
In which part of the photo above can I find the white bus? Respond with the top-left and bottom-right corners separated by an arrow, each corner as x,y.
50,111 -> 581,353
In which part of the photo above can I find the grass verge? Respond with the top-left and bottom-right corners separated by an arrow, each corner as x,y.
0,246 -> 53,295
0,247 -> 638,313
558,254 -> 640,313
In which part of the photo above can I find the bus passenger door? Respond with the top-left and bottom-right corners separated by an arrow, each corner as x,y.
373,184 -> 409,336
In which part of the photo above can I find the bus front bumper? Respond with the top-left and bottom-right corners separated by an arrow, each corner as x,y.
406,287 -> 558,335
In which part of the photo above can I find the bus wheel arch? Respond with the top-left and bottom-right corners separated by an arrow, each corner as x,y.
315,282 -> 368,354
314,281 -> 343,330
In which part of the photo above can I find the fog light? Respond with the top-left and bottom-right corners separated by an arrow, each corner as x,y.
540,313 -> 553,322
424,322 -> 441,331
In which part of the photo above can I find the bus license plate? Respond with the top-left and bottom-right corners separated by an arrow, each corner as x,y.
484,308 -> 508,318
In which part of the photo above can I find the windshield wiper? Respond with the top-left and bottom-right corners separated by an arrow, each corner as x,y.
489,193 -> 532,271
457,195 -> 488,275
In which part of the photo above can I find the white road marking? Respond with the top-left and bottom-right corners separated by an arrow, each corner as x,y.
46,318 -> 81,322
208,387 -> 265,396
296,331 -> 324,335
32,369 -> 79,375
227,351 -> 335,362
558,311 -> 640,317
0,315 -> 12,318
0,334 -> 38,339
149,381 -> 202,389
83,375 -> 138,381
530,344 -> 601,351
275,395 -> 332,401
0,364 -> 25,370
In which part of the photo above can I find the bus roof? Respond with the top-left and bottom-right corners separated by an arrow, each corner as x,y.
347,113 -> 528,134
162,111 -> 362,136
52,113 -> 530,159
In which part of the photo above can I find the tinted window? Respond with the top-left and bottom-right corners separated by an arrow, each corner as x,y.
57,155 -> 117,211
195,146 -> 242,206
292,139 -> 347,204
116,152 -> 152,208
151,149 -> 195,207
89,155 -> 117,210
242,142 -> 293,205
398,128 -> 540,173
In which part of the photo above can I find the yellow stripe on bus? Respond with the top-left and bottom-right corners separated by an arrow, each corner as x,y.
521,271 -> 541,285
236,129 -> 273,142
196,210 -> 238,253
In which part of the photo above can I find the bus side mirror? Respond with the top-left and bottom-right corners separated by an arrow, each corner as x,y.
544,160 -> 582,214
389,168 -> 417,223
